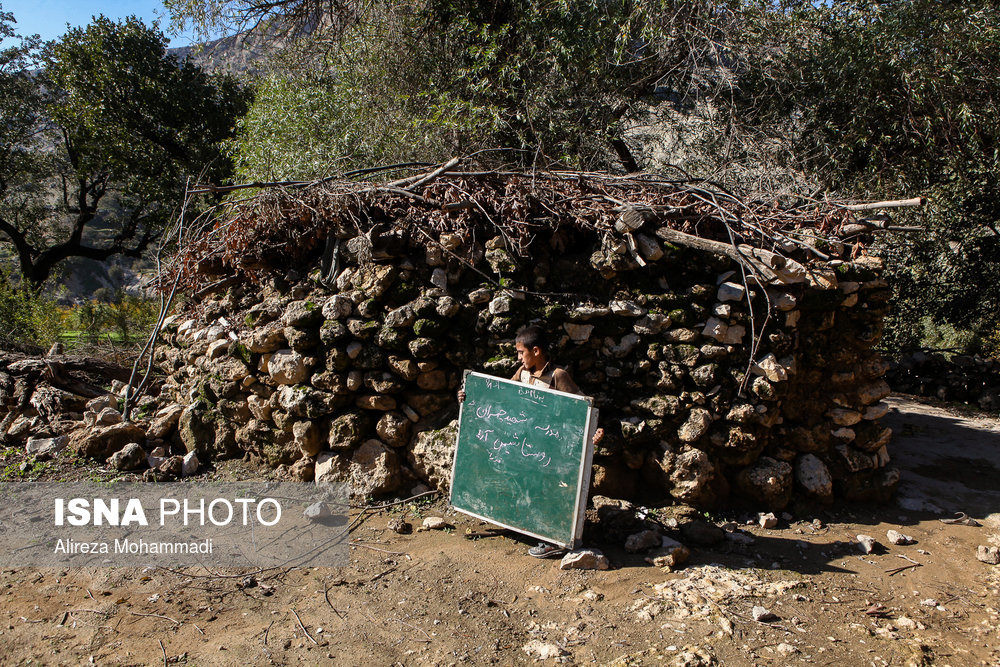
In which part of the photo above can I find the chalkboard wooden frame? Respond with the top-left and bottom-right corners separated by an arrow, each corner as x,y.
449,371 -> 598,548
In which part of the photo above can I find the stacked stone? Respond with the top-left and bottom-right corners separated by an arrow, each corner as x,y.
153,222 -> 897,509
887,352 -> 1000,410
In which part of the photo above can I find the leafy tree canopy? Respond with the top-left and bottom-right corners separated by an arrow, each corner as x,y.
168,0 -> 747,179
731,0 -> 1000,350
0,11 -> 249,286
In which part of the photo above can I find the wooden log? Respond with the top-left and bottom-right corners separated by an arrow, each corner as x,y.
2,353 -> 133,383
842,197 -> 926,212
614,206 -> 652,234
654,226 -> 806,284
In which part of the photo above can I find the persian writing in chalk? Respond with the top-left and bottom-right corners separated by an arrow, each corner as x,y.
474,404 -> 529,425
481,435 -> 551,467
467,401 -> 572,468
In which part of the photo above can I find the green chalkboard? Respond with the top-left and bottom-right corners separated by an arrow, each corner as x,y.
450,371 -> 598,548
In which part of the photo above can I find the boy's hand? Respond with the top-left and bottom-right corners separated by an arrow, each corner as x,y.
593,427 -> 605,446
458,389 -> 466,403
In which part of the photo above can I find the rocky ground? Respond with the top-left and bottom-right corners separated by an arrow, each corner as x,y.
0,394 -> 998,666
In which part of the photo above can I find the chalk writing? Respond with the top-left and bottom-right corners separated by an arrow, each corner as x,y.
534,424 -> 560,439
520,439 -> 551,467
475,405 -> 528,425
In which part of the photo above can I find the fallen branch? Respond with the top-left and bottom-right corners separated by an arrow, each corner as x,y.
290,607 -> 318,645
655,226 -> 806,285
131,611 -> 180,625
842,197 -> 926,211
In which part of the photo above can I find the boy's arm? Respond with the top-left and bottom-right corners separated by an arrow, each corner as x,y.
551,368 -> 581,395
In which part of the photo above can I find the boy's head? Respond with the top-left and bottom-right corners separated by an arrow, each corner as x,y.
515,325 -> 549,371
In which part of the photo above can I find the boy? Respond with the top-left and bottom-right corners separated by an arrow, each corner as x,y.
461,324 -> 603,558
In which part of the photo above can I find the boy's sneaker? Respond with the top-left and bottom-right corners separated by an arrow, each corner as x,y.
528,542 -> 566,559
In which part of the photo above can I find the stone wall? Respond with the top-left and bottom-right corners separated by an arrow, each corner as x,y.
154,220 -> 898,510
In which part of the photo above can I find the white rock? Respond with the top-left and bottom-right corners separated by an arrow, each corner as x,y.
95,407 -> 123,426
609,300 -> 645,317
430,268 -> 449,289
421,517 -> 447,530
795,454 -> 833,502
977,545 -> 1000,565
207,339 -> 229,360
857,534 -> 880,554
570,305 -> 611,320
886,529 -> 913,545
304,501 -> 332,521
604,333 -> 640,358
25,436 -> 69,460
468,288 -> 492,304
488,295 -> 512,314
267,349 -> 311,385
322,295 -> 353,320
717,281 -> 746,302
758,512 -> 778,529
752,605 -> 777,622
753,353 -> 788,382
777,643 -> 799,656
521,641 -> 566,660
181,451 -> 200,477
559,548 -> 609,570
563,322 -> 594,342
633,313 -> 670,335
768,291 -> 797,311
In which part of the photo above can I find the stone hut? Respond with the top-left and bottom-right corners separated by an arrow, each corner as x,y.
154,166 -> 899,510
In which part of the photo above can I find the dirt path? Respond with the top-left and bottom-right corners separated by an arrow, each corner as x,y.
1,395 -> 998,666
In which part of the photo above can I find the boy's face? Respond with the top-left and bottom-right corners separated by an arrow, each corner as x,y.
516,341 -> 545,371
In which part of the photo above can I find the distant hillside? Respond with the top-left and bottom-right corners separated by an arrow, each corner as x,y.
168,30 -> 274,75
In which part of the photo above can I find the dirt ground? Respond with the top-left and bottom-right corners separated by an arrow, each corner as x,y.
1,394 -> 999,666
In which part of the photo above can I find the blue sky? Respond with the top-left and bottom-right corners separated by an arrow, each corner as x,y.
3,0 -> 205,46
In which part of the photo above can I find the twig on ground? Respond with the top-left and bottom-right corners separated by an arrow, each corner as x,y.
131,612 -> 180,625
349,541 -> 409,557
323,579 -> 347,618
290,607 -> 318,645
393,617 -> 433,643
158,639 -> 167,667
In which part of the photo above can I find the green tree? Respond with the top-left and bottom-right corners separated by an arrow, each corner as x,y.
730,0 -> 1000,352
167,0 -> 745,179
0,12 -> 249,286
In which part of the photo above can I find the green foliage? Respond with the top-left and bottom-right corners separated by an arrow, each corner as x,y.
0,12 -> 249,286
0,270 -> 65,348
213,0 -> 744,179
915,316 -> 979,357
67,291 -> 159,346
732,0 -> 1000,354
